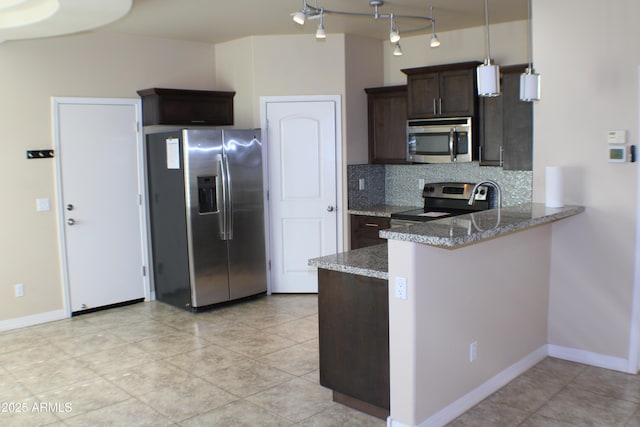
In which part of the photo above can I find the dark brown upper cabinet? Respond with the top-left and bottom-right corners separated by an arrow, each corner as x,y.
402,61 -> 481,119
137,88 -> 235,126
365,85 -> 408,164
479,64 -> 533,170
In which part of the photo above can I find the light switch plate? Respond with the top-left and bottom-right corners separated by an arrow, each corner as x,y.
36,198 -> 51,212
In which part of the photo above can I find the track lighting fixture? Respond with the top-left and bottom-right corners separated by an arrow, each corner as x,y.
477,0 -> 501,97
520,0 -> 540,101
291,0 -> 438,56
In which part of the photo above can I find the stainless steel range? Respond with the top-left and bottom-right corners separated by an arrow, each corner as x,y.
390,182 -> 491,227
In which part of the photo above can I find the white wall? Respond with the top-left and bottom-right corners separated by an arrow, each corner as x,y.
0,32 -> 215,323
388,225 -> 551,425
533,0 -> 640,363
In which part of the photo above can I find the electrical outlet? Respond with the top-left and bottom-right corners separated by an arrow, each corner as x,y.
15,283 -> 24,297
419,178 -> 425,189
358,178 -> 365,191
469,341 -> 478,362
394,277 -> 407,300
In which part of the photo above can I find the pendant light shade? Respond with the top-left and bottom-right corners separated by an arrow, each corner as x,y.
520,0 -> 540,101
477,60 -> 501,97
520,68 -> 540,101
477,0 -> 500,97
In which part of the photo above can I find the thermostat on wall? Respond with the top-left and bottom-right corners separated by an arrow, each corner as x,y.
608,144 -> 636,163
608,130 -> 627,144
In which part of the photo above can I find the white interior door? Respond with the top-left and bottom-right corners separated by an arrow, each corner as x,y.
54,98 -> 147,313
264,98 -> 341,293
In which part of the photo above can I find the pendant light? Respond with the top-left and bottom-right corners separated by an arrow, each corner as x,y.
477,0 -> 500,97
520,0 -> 540,101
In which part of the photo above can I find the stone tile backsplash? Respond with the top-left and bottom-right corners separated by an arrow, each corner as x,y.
348,163 -> 532,209
347,164 -> 385,209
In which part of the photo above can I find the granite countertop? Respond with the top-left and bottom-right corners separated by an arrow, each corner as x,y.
348,205 -> 418,218
380,203 -> 585,248
308,243 -> 388,280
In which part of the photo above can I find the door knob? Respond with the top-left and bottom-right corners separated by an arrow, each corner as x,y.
66,204 -> 74,211
67,218 -> 76,226
327,206 -> 335,212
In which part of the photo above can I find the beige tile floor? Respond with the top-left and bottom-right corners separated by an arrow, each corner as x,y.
0,294 -> 639,426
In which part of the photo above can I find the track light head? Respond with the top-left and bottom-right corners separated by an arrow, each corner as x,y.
390,28 -> 400,43
292,11 -> 306,25
393,42 -> 402,56
430,34 -> 440,48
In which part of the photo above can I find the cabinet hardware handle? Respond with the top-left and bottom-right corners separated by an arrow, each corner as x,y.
433,98 -> 437,116
499,146 -> 504,167
364,223 -> 380,227
438,98 -> 443,115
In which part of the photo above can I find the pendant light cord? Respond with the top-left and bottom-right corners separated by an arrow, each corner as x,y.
527,0 -> 533,71
484,0 -> 491,61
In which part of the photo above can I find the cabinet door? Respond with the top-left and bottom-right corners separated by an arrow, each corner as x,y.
502,72 -> 533,170
439,69 -> 477,117
350,215 -> 390,250
479,94 -> 504,166
318,269 -> 390,416
366,86 -> 408,164
406,73 -> 439,119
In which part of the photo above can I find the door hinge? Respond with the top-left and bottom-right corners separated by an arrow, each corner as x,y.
139,194 -> 143,205
136,121 -> 141,133
268,260 -> 271,271
142,266 -> 147,276
266,190 -> 269,201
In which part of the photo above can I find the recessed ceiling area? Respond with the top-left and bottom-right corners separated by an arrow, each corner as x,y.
0,0 -> 131,42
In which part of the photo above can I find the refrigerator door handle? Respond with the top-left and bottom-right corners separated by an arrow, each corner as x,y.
218,154 -> 229,240
224,154 -> 234,240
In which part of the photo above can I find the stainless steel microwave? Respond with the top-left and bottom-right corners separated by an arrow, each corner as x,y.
407,117 -> 473,163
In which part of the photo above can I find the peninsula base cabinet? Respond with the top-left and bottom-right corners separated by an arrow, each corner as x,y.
318,268 -> 390,420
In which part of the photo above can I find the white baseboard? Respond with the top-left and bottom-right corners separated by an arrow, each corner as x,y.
547,344 -> 632,374
388,345 -> 548,427
0,309 -> 68,332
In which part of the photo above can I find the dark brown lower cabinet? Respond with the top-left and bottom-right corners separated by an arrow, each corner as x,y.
350,215 -> 390,249
318,268 -> 389,419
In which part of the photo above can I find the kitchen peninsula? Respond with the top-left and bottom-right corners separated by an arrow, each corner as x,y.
309,203 -> 584,426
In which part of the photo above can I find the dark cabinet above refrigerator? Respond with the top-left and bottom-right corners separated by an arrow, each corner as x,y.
137,88 -> 235,126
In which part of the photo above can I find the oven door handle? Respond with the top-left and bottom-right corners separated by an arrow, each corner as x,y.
449,127 -> 458,163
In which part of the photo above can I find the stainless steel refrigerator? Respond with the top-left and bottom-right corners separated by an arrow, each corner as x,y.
146,128 -> 267,310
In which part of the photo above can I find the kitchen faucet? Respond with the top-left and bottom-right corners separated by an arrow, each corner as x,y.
468,180 -> 502,209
